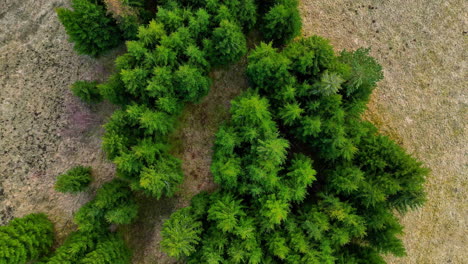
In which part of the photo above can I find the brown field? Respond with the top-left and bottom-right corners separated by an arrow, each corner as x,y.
0,0 -> 466,263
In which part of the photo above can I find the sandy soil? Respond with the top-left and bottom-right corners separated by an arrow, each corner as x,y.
0,0 -> 466,263
300,0 -> 467,263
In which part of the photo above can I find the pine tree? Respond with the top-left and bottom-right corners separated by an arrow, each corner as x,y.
208,20 -> 247,66
56,0 -> 121,57
0,213 -> 54,264
79,234 -> 131,264
161,207 -> 202,258
260,0 -> 301,46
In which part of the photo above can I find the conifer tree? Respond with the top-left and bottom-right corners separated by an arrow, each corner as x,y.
56,0 -> 121,57
0,213 -> 54,264
161,207 -> 202,258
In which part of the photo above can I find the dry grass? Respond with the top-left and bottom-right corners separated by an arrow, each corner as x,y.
299,0 -> 467,263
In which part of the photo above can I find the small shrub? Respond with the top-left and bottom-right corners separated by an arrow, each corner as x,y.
55,166 -> 92,194
70,80 -> 103,104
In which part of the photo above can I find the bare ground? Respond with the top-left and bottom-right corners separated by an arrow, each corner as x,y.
0,0 -> 466,263
0,0 -> 120,241
300,0 -> 467,263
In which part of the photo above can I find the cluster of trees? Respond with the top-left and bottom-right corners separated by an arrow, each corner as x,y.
161,37 -> 428,263
50,0 -> 429,263
0,213 -> 54,264
98,0 -> 260,198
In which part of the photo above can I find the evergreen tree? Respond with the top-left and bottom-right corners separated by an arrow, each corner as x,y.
208,20 -> 247,66
0,213 -> 54,264
161,207 -> 202,258
260,0 -> 301,46
56,0 -> 122,57
79,234 -> 131,264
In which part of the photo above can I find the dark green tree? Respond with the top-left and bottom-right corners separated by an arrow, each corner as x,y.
56,0 -> 121,57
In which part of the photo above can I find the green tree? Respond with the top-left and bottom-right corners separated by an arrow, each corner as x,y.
208,20 -> 247,66
55,165 -> 92,193
261,0 -> 301,46
0,213 -> 54,264
56,0 -> 121,57
79,234 -> 131,264
161,207 -> 202,258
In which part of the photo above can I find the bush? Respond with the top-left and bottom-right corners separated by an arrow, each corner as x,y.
57,0 -> 122,57
0,213 -> 54,264
55,165 -> 92,193
70,80 -> 103,104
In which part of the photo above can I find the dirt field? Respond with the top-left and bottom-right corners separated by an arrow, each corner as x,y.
0,0 -> 466,263
0,0 -> 119,240
300,0 -> 467,263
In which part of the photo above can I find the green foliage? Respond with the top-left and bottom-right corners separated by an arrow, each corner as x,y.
79,233 -> 132,264
56,0 -> 121,57
163,36 -> 427,263
0,213 -> 54,264
208,20 -> 247,66
339,48 -> 384,101
45,231 -> 131,264
71,80 -> 103,104
55,166 -> 92,193
161,207 -> 202,258
260,0 -> 302,46
74,179 -> 138,232
174,65 -> 211,102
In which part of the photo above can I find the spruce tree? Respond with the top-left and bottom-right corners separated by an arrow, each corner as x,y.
0,213 -> 54,264
56,0 -> 122,57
